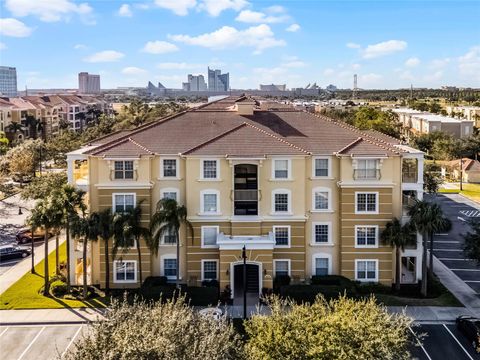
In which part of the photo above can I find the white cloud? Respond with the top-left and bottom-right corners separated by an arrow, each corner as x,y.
360,73 -> 383,86
346,42 -> 361,49
83,50 -> 125,63
157,62 -> 203,70
235,10 -> 288,23
0,42 -> 6,50
352,63 -> 361,70
5,0 -> 94,23
458,45 -> 480,81
199,0 -> 248,17
362,40 -> 407,59
266,5 -> 286,13
323,68 -> 335,76
118,4 -> 132,17
0,18 -> 33,37
285,23 -> 300,32
422,70 -> 444,83
282,60 -> 306,68
430,58 -> 450,69
169,24 -> 285,53
142,40 -> 179,54
153,0 -> 196,16
74,43 -> 87,50
405,57 -> 420,67
121,67 -> 147,75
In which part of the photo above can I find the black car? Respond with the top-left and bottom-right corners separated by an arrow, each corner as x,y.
456,315 -> 480,353
0,245 -> 31,261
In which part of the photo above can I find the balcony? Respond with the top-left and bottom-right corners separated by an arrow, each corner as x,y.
402,159 -> 419,183
353,169 -> 381,180
233,164 -> 259,216
234,189 -> 258,202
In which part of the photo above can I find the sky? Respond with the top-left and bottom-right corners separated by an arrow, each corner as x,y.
0,0 -> 479,90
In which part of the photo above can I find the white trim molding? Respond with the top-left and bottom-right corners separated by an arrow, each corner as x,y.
312,253 -> 332,276
113,260 -> 137,283
273,225 -> 291,248
271,158 -> 292,181
273,259 -> 291,277
271,188 -> 292,215
311,186 -> 332,212
201,226 -> 220,249
160,254 -> 179,281
199,189 -> 221,215
354,191 -> 379,214
311,221 -> 333,245
355,259 -> 379,282
201,259 -> 219,281
160,187 -> 180,203
160,157 -> 180,179
200,158 -> 220,180
312,156 -> 331,178
354,225 -> 379,248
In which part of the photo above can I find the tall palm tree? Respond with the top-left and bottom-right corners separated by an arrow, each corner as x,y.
150,198 -> 193,289
408,200 -> 451,296
113,204 -> 150,286
59,185 -> 86,291
26,207 -> 43,274
90,208 -> 114,293
71,212 -> 98,299
6,122 -> 24,141
381,218 -> 416,291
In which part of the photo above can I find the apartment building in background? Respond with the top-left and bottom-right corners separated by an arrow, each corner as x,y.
183,74 -> 208,92
78,72 -> 101,94
392,108 -> 475,140
0,66 -> 18,97
259,84 -> 287,91
67,96 -> 424,300
446,105 -> 480,127
208,67 -> 229,92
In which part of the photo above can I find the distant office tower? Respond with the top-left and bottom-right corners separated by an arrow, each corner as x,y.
259,84 -> 286,91
0,66 -> 18,97
78,72 -> 101,94
207,67 -> 229,91
326,84 -> 337,92
186,74 -> 207,91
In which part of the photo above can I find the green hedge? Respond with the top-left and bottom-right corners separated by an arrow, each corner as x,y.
185,286 -> 219,306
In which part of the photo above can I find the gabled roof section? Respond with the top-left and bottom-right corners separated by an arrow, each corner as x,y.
183,122 -> 310,156
91,137 -> 154,157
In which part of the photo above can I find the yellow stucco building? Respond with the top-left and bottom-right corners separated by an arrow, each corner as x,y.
67,96 -> 425,300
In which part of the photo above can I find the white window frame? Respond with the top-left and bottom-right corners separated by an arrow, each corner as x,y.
160,227 -> 177,246
311,222 -> 332,245
312,187 -> 332,212
160,187 -> 179,202
312,253 -> 332,276
113,160 -> 134,180
354,225 -> 379,248
200,159 -> 220,180
160,158 -> 179,179
273,225 -> 291,248
113,260 -> 137,283
112,193 -> 136,213
273,259 -> 291,277
354,159 -> 379,180
201,226 -> 219,249
201,259 -> 219,281
271,158 -> 292,180
200,190 -> 220,215
161,254 -> 178,281
355,192 -> 379,214
271,189 -> 292,215
312,157 -> 331,178
355,259 -> 379,282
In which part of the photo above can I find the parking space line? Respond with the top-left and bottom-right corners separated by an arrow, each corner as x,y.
451,269 -> 480,271
0,327 -> 9,338
409,327 -> 432,360
437,258 -> 472,261
442,324 -> 475,360
17,326 -> 45,360
435,240 -> 460,243
464,280 -> 480,283
434,249 -> 462,251
61,325 -> 82,358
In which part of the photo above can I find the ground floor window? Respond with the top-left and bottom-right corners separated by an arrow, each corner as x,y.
314,257 -> 329,276
163,258 -> 177,279
202,260 -> 218,280
113,260 -> 137,283
355,260 -> 378,282
274,260 -> 290,278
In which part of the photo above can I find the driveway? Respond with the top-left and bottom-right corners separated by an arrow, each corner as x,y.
427,194 -> 480,294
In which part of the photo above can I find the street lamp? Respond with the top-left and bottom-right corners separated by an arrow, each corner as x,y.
242,245 -> 247,320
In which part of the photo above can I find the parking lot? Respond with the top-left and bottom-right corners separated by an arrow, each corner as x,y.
429,194 -> 480,294
0,322 -> 477,360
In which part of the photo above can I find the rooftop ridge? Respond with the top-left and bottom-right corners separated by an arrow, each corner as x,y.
128,137 -> 154,155
336,137 -> 363,154
182,123 -> 248,155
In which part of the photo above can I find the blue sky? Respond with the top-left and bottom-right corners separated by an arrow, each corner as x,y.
0,0 -> 479,90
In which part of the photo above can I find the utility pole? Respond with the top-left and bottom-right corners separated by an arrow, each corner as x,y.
459,158 -> 463,191
352,74 -> 358,100
242,245 -> 247,320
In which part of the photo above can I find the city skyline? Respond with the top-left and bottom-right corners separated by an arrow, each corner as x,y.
0,0 -> 479,90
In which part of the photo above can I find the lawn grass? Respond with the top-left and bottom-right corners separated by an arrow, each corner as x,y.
374,292 -> 462,307
439,183 -> 480,202
0,242 -> 108,310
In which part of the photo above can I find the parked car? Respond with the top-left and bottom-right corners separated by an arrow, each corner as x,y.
11,173 -> 33,184
16,228 -> 52,244
0,245 -> 31,261
456,315 -> 480,353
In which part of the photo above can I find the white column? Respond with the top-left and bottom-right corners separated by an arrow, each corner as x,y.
67,157 -> 74,184
417,157 -> 424,185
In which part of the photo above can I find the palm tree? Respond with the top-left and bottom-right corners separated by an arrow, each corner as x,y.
150,198 -> 193,289
113,203 -> 151,286
71,212 -> 98,299
58,185 -> 86,291
381,218 -> 416,291
26,208 -> 43,274
90,208 -> 114,293
408,200 -> 451,296
6,122 -> 24,141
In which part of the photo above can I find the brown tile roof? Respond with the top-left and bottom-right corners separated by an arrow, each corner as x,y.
446,158 -> 480,172
96,137 -> 154,157
87,97 -> 403,158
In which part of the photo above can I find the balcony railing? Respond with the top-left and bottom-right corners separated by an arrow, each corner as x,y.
402,194 -> 417,215
402,170 -> 418,183
353,169 -> 381,180
233,189 -> 259,202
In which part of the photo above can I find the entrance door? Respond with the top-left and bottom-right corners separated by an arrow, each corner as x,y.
233,264 -> 259,298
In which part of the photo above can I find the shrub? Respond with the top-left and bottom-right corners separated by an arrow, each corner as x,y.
143,276 -> 168,287
64,296 -> 244,360
280,285 -> 353,303
273,275 -> 291,289
50,280 -> 67,298
185,286 -> 219,306
311,275 -> 352,286
140,285 -> 175,301
355,282 -> 392,296
201,279 -> 219,288
244,295 -> 414,360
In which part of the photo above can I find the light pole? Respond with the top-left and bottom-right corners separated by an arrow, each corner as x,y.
242,245 -> 247,320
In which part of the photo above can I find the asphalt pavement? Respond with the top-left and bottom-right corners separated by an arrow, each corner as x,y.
428,194 -> 480,294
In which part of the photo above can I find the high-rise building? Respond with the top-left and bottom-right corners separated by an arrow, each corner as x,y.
0,66 -> 18,97
207,67 -> 229,91
260,84 -> 286,91
78,72 -> 101,94
187,74 -> 207,91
